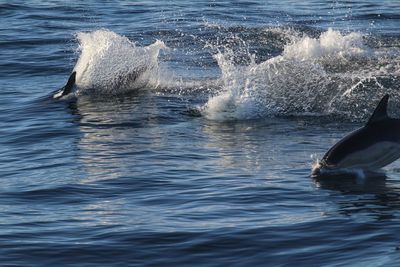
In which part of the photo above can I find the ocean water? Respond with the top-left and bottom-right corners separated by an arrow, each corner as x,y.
2,1 -> 400,266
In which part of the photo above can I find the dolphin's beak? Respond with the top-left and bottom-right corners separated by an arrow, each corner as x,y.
311,158 -> 326,177
311,159 -> 337,177
311,163 -> 322,177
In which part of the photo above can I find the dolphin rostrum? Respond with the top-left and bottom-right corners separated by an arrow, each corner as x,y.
53,71 -> 76,99
312,94 -> 400,176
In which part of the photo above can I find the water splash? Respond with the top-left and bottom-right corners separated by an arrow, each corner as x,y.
202,28 -> 400,121
283,28 -> 365,60
73,29 -> 167,95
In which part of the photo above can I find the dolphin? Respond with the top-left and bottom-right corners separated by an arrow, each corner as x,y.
53,71 -> 76,99
52,66 -> 150,99
312,94 -> 400,176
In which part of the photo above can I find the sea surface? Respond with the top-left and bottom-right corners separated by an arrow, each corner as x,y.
2,1 -> 400,266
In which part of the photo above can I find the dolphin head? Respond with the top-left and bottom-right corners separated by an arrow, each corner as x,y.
311,158 -> 335,177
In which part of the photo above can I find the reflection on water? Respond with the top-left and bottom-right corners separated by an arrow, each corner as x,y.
315,172 -> 400,222
73,93 -> 165,183
314,171 -> 388,193
201,121 -> 265,172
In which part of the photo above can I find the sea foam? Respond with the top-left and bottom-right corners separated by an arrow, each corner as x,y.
202,28 -> 400,121
73,30 -> 166,95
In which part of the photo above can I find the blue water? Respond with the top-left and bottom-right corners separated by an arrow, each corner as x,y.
2,1 -> 400,266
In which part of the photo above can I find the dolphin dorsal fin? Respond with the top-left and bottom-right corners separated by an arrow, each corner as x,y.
62,71 -> 76,96
367,94 -> 390,125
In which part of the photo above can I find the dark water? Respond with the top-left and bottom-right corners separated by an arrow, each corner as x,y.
2,1 -> 400,266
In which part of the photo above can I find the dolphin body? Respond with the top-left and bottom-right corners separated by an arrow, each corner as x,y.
53,71 -> 77,99
53,67 -> 148,99
312,94 -> 400,176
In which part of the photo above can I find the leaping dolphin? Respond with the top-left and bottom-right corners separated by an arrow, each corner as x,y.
53,71 -> 76,99
312,94 -> 400,176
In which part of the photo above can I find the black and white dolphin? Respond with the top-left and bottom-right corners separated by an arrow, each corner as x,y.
53,66 -> 150,99
53,71 -> 76,99
312,94 -> 400,176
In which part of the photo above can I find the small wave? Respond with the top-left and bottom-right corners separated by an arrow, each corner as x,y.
202,28 -> 400,121
73,29 -> 167,95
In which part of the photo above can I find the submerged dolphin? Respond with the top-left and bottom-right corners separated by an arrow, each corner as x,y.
53,71 -> 76,99
53,67 -> 149,99
312,94 -> 400,176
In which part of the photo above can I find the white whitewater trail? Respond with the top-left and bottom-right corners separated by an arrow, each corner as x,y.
73,29 -> 167,95
67,28 -> 400,122
202,28 -> 400,121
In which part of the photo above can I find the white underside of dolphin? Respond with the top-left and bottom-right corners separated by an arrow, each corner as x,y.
332,142 -> 400,170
